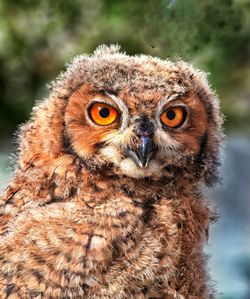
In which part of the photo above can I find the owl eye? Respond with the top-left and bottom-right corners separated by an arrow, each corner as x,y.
160,107 -> 187,128
89,102 -> 118,126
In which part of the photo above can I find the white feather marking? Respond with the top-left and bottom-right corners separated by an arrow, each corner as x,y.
99,146 -> 122,165
154,128 -> 180,151
82,276 -> 98,287
120,158 -> 162,178
101,128 -> 133,148
89,235 -> 106,250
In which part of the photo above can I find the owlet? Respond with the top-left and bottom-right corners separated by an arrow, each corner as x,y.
0,45 -> 223,299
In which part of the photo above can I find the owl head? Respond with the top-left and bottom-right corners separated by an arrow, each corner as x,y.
18,45 -> 223,187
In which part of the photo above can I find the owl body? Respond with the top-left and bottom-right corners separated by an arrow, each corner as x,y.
0,45 -> 222,298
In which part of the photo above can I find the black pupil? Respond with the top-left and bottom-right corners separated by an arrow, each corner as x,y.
166,109 -> 176,120
99,107 -> 110,118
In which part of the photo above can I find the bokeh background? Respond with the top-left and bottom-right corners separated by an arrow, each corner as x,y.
0,0 -> 249,298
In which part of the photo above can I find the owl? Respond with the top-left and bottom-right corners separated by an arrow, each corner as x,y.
0,45 -> 223,299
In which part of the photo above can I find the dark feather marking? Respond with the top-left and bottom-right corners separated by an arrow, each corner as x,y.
62,131 -> 75,155
30,291 -> 44,298
111,240 -> 121,261
46,178 -> 66,204
31,270 -> 44,283
141,197 -> 156,223
122,186 -> 135,198
61,98 -> 75,155
85,234 -> 93,251
95,141 -> 106,151
5,284 -> 15,298
46,196 -> 65,205
64,252 -> 72,263
195,131 -> 208,166
2,188 -> 21,206
47,181 -> 64,205
91,183 -> 103,193
69,187 -> 77,197
29,252 -> 46,265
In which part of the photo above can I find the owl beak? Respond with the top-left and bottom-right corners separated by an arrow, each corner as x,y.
126,136 -> 157,168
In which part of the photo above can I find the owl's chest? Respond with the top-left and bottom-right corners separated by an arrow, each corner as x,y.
83,195 -> 180,298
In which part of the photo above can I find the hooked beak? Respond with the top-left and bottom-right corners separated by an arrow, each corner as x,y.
126,136 -> 157,168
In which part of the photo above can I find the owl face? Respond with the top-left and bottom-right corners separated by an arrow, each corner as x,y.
50,45 -> 222,183
65,85 -> 209,179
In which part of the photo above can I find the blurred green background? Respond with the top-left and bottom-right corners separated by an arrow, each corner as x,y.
0,0 -> 249,298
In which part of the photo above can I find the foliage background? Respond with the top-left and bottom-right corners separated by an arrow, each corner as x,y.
0,0 -> 249,298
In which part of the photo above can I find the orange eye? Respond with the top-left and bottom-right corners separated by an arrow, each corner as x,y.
160,107 -> 186,128
89,102 -> 118,126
